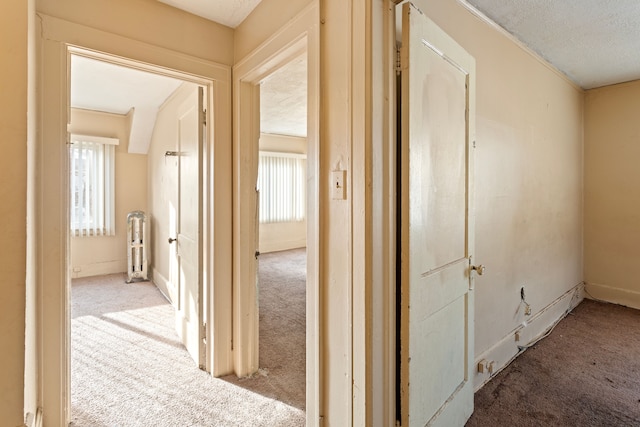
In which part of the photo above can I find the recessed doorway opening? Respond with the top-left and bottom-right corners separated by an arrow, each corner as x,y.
68,51 -> 211,424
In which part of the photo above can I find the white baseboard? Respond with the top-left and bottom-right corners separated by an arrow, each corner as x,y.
585,282 -> 640,310
473,282 -> 584,391
71,260 -> 125,278
151,267 -> 175,305
259,238 -> 306,254
24,408 -> 42,427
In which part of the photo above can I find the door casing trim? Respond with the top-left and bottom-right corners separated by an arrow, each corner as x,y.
37,14 -> 233,426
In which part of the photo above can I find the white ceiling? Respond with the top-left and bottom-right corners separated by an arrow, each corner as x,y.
73,0 -> 636,153
158,0 -> 640,90
464,0 -> 640,89
260,55 -> 307,137
157,0 -> 262,28
71,52 -> 307,153
71,55 -> 186,154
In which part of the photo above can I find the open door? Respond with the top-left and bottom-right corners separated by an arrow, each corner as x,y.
399,3 -> 477,426
173,87 -> 206,369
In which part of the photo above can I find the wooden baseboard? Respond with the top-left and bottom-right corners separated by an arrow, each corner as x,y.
151,267 -> 175,305
24,408 -> 43,427
585,282 -> 640,310
259,238 -> 306,254
473,283 -> 584,391
71,260 -> 125,278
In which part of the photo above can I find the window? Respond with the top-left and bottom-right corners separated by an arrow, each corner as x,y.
70,135 -> 117,236
257,152 -> 306,223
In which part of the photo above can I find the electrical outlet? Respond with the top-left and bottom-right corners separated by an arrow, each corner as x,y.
515,330 -> 521,342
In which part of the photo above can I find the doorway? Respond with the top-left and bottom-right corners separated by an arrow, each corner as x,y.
256,54 -> 308,410
232,5 -> 320,423
38,19 -> 233,422
68,51 -> 208,421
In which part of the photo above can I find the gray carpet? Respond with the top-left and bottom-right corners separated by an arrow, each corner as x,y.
71,248 -> 306,426
467,299 -> 640,426
221,248 -> 307,410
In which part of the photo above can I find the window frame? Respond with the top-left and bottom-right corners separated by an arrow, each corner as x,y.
69,134 -> 118,236
256,150 -> 307,224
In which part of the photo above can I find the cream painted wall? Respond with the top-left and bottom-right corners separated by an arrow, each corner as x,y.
23,0 -> 587,425
234,0 -> 314,62
36,0 -> 234,66
69,109 -> 148,278
259,133 -> 307,253
148,83 -> 198,304
584,80 -> 640,308
408,0 -> 584,388
0,1 -> 28,425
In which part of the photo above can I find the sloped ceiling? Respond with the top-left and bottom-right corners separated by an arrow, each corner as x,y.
157,0 -> 262,28
70,55 -> 185,154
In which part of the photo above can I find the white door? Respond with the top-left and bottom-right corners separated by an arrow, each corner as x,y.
175,87 -> 206,369
400,3 -> 477,427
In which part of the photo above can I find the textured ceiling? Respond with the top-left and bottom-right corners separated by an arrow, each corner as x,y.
71,55 -> 186,154
465,0 -> 640,89
260,55 -> 307,138
79,0 -> 640,145
157,0 -> 262,28
159,0 -> 640,90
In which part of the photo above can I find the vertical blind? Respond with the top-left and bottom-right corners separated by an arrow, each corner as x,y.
70,135 -> 117,236
257,152 -> 306,223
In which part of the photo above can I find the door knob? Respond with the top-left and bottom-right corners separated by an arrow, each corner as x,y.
471,264 -> 485,275
168,237 -> 177,244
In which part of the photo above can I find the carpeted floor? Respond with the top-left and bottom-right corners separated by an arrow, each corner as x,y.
467,299 -> 640,426
71,248 -> 306,426
221,248 -> 307,410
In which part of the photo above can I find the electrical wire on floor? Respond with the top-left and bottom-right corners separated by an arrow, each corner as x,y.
516,284 -> 582,352
582,285 -> 611,304
487,283 -> 584,381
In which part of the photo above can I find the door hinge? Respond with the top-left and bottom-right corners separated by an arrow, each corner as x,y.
201,109 -> 207,126
396,48 -> 402,75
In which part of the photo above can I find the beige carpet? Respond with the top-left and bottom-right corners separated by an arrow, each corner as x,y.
71,248 -> 306,426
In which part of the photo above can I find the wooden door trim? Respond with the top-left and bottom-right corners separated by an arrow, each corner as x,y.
232,3 -> 321,425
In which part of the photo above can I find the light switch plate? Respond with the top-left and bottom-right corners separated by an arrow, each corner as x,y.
331,170 -> 346,200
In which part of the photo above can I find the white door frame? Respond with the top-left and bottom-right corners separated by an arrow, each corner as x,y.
232,3 -> 321,424
37,15 -> 233,426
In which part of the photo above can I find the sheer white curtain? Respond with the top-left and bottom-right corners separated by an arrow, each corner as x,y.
257,152 -> 306,223
70,135 -> 117,236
